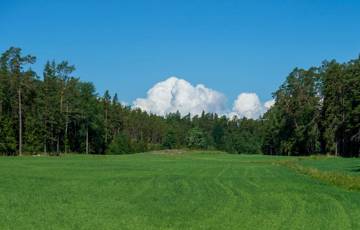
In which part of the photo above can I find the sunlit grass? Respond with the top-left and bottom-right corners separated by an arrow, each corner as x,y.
0,152 -> 359,229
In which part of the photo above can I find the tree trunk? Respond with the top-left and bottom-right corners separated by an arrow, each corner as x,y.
18,88 -> 22,156
105,108 -> 108,144
59,85 -> 64,154
342,99 -> 345,156
43,139 -> 47,155
43,119 -> 47,155
60,89 -> 63,113
65,104 -> 69,153
57,136 -> 60,153
335,140 -> 338,156
86,126 -> 89,154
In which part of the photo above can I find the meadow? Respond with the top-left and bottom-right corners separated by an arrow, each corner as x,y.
0,151 -> 359,229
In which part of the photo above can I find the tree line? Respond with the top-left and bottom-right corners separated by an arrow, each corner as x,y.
0,47 -> 262,156
0,47 -> 359,157
262,59 -> 360,157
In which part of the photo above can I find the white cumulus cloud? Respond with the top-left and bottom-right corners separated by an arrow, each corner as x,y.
264,99 -> 275,110
231,93 -> 263,119
133,77 -> 227,116
133,76 -> 275,119
230,93 -> 275,119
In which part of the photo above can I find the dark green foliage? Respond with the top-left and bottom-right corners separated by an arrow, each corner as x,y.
162,130 -> 177,149
106,132 -> 132,154
0,116 -> 16,154
212,121 -> 225,149
263,59 -> 360,157
262,68 -> 321,156
225,118 -> 263,154
319,59 -> 360,156
186,127 -> 208,149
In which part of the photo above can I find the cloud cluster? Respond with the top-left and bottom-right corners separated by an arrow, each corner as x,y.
231,93 -> 263,119
230,94 -> 275,119
133,77 -> 226,116
133,77 -> 274,119
264,99 -> 275,110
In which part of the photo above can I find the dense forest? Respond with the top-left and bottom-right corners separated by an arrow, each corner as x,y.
263,60 -> 360,157
0,47 -> 359,157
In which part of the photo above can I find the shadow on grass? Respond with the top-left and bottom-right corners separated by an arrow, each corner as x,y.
350,166 -> 360,173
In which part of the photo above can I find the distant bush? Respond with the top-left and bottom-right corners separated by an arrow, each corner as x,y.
105,133 -> 133,154
0,117 -> 16,155
132,139 -> 148,153
105,133 -> 163,154
186,127 -> 208,149
162,130 -> 177,149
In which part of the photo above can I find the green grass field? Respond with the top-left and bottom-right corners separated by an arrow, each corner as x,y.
0,151 -> 359,230
298,156 -> 360,175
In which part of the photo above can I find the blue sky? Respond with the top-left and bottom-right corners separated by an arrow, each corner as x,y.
1,0 -> 360,108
